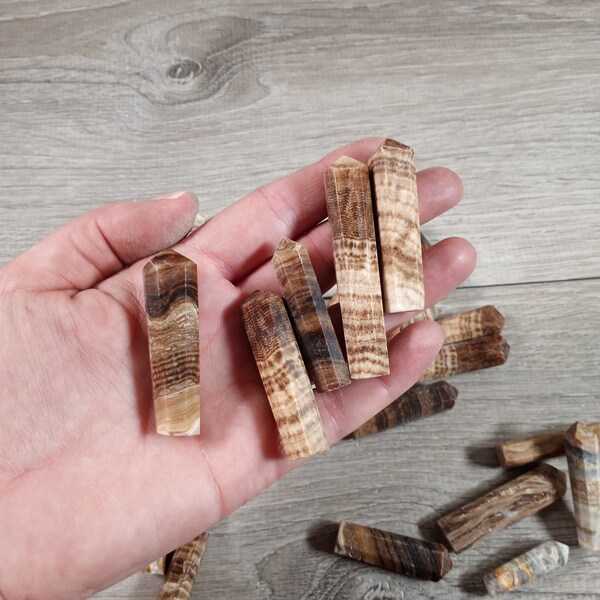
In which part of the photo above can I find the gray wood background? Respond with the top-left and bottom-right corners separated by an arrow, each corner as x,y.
1,0 -> 599,598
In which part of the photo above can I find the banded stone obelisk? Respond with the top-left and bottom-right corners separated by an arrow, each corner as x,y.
272,238 -> 350,392
335,521 -> 452,581
324,156 -> 389,379
144,249 -> 200,436
158,533 -> 209,600
242,290 -> 329,460
565,421 -> 600,550
351,381 -> 457,439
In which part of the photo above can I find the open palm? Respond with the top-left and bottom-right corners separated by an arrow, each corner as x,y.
0,138 -> 475,600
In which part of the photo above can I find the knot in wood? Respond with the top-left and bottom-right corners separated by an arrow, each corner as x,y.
167,59 -> 202,83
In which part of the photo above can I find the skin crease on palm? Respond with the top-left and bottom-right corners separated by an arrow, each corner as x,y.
0,137 -> 475,600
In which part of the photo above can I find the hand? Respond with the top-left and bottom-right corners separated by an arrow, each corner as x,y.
0,138 -> 475,599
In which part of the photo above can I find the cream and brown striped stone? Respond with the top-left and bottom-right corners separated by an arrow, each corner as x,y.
325,156 -> 389,378
420,335 -> 509,381
143,249 -> 200,436
368,139 -> 424,314
241,290 -> 329,460
437,464 -> 567,553
565,421 -> 600,550
437,305 -> 505,345
158,534 -> 209,600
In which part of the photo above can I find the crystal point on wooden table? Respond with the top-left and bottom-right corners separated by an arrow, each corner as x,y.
335,521 -> 452,581
158,533 -> 209,600
420,334 -> 509,381
483,541 -> 569,596
324,156 -> 389,378
351,381 -> 457,439
437,464 -> 567,553
564,421 -> 600,550
143,249 -> 200,436
437,305 -> 505,345
241,290 -> 329,460
368,139 -> 424,314
496,423 -> 600,468
272,237 -> 350,392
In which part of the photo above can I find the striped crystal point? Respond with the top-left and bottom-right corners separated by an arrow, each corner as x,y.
335,521 -> 452,581
144,249 -> 200,436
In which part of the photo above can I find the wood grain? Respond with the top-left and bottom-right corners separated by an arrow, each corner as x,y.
324,156 -> 389,378
368,138 -> 424,313
437,464 -> 567,553
272,238 -> 350,393
241,290 -> 329,460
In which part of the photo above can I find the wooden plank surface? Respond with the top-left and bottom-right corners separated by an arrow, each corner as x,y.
1,1 -> 599,598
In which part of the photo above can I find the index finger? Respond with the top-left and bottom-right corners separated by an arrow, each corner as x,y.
185,137 -> 385,283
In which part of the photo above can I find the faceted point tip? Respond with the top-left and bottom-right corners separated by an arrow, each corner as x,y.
274,237 -> 301,255
566,421 -> 599,449
331,155 -> 365,168
380,138 -> 412,152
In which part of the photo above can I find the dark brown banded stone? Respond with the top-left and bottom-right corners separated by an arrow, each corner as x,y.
324,156 -> 389,379
350,381 -> 457,439
272,238 -> 350,393
335,521 -> 452,581
241,290 -> 328,460
143,248 -> 200,436
420,334 -> 510,381
437,464 -> 567,553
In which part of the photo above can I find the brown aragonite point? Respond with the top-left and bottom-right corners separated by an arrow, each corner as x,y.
324,156 -> 389,379
437,464 -> 567,553
420,233 -> 432,250
143,249 -> 200,436
420,335 -> 510,381
241,290 -> 329,460
564,421 -> 600,550
483,541 -> 569,596
272,238 -> 350,393
158,533 -> 209,600
437,305 -> 506,345
335,521 -> 452,581
368,139 -> 424,314
498,424 -> 600,468
351,381 -> 457,439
